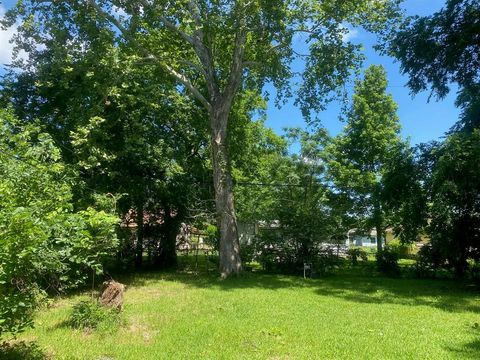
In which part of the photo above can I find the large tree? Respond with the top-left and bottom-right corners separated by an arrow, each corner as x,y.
4,0 -> 400,277
328,65 -> 403,252
384,0 -> 480,276
428,130 -> 480,276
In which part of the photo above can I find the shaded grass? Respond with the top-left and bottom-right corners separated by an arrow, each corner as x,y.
13,268 -> 480,360
0,341 -> 50,359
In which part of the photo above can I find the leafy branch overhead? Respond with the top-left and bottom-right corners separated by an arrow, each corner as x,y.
6,0 -> 402,117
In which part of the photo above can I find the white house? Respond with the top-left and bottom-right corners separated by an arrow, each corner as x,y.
346,228 -> 388,247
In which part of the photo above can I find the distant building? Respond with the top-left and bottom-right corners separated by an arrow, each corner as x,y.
237,220 -> 281,245
346,228 -> 396,247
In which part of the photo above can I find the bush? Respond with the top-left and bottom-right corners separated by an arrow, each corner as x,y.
69,300 -> 122,332
376,247 -> 400,276
312,248 -> 340,276
255,231 -> 288,272
0,110 -> 119,338
414,244 -> 443,278
239,242 -> 256,264
204,224 -> 219,250
387,239 -> 416,258
469,261 -> 480,282
347,247 -> 368,266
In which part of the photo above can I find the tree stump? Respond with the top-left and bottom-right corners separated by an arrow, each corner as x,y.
99,280 -> 125,311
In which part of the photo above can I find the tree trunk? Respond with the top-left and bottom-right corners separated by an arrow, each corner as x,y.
374,202 -> 383,253
210,105 -> 242,278
375,223 -> 383,253
373,182 -> 383,253
155,206 -> 178,269
135,201 -> 144,268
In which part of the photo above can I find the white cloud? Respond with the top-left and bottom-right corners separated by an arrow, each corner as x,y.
342,27 -> 359,42
0,5 -> 17,64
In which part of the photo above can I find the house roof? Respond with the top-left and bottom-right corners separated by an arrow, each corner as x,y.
347,228 -> 394,237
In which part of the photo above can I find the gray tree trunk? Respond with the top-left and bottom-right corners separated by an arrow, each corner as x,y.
210,104 -> 242,278
374,202 -> 383,253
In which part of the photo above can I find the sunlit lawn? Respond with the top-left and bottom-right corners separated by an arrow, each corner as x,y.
6,265 -> 480,360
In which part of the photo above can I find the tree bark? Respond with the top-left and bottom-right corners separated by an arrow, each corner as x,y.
155,206 -> 179,269
373,181 -> 383,253
374,203 -> 383,253
375,223 -> 383,253
135,201 -> 144,268
210,104 -> 242,278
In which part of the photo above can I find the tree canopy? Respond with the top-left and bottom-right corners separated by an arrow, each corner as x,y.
3,0 -> 402,277
386,0 -> 480,131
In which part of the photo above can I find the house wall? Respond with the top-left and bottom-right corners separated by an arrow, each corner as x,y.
348,235 -> 386,247
237,222 -> 256,245
385,232 -> 396,244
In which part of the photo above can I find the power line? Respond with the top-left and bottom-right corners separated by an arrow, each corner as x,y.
235,181 -> 304,188
234,181 -> 336,189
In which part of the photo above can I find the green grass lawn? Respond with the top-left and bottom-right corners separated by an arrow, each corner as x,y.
5,268 -> 480,360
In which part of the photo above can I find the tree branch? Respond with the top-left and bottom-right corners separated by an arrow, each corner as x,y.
139,0 -> 218,101
138,0 -> 196,46
186,0 -> 203,38
87,0 -> 212,113
222,14 -> 247,104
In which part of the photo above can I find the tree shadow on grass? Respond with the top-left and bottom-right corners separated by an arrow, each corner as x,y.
47,319 -> 71,331
313,275 -> 480,313
116,268 -> 480,314
444,328 -> 480,359
0,341 -> 49,360
117,269 -> 314,291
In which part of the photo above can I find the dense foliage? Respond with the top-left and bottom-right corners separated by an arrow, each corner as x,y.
328,65 -> 404,252
0,109 -> 118,337
385,0 -> 480,278
427,130 -> 480,276
387,0 -> 480,131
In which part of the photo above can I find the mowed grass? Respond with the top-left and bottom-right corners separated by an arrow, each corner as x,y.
10,269 -> 480,360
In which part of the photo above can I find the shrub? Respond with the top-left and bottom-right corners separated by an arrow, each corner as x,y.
312,248 -> 340,276
0,110 -> 119,338
204,224 -> 219,250
376,247 -> 400,276
255,231 -> 288,272
69,300 -> 122,332
347,247 -> 368,266
387,239 -> 416,258
414,244 -> 442,278
469,261 -> 480,282
239,242 -> 256,264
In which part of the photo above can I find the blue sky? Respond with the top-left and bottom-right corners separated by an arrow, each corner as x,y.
265,0 -> 460,145
0,0 -> 459,145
